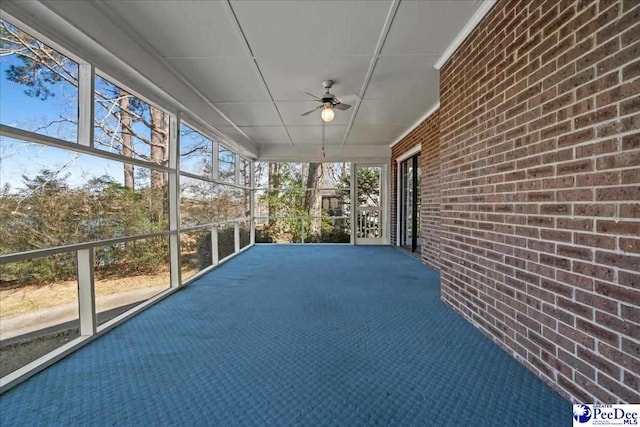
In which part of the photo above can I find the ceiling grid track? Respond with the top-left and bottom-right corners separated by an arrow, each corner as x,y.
224,0 -> 295,147
340,0 -> 402,146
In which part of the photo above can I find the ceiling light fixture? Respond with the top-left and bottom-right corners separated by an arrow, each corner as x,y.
321,105 -> 335,123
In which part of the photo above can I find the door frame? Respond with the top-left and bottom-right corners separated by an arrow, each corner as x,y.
395,145 -> 421,248
399,153 -> 420,252
352,163 -> 388,245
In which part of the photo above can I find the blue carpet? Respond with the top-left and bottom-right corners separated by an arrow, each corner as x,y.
0,245 -> 568,426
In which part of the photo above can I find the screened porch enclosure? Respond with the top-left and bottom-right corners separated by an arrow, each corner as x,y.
0,10 -> 397,386
3,0 -> 638,411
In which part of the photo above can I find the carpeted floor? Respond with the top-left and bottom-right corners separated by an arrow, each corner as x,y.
0,245 -> 568,426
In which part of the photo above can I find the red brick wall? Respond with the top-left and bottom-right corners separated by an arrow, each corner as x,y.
390,111 -> 441,271
439,0 -> 640,403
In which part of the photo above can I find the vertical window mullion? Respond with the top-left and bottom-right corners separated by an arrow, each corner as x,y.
213,140 -> 219,181
77,63 -> 96,336
78,63 -> 94,147
350,163 -> 356,245
250,160 -> 255,245
211,225 -> 219,266
169,114 -> 181,288
235,153 -> 240,186
77,248 -> 96,336
234,222 -> 240,253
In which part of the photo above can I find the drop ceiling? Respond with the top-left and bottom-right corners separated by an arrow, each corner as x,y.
5,0 -> 490,160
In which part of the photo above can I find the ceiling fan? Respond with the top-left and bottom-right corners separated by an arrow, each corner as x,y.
300,80 -> 354,123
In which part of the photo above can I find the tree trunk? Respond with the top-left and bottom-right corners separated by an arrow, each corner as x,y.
304,163 -> 323,236
150,106 -> 167,189
268,162 -> 280,226
119,90 -> 134,190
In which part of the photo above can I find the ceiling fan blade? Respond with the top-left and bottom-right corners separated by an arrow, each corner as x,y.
304,91 -> 322,101
300,105 -> 323,116
334,102 -> 351,111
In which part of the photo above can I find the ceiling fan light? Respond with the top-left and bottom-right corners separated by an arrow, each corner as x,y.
321,105 -> 335,123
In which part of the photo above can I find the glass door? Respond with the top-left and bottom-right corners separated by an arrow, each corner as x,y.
355,165 -> 384,244
400,154 -> 420,253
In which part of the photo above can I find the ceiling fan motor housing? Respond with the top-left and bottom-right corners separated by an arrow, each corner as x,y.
322,94 -> 337,104
321,80 -> 337,104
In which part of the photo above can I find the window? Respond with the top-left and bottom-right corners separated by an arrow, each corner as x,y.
94,236 -> 170,325
94,75 -> 170,171
0,20 -> 78,142
0,251 -> 80,378
218,145 -> 235,184
0,138 -> 168,254
180,123 -> 213,178
0,16 -> 254,385
254,162 -> 351,243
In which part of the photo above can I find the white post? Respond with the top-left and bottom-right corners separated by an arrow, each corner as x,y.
250,160 -> 255,245
351,163 -> 356,245
77,248 -> 96,336
211,225 -> 219,266
234,222 -> 240,253
169,114 -> 181,288
212,140 -> 219,181
78,63 -> 94,147
235,153 -> 240,186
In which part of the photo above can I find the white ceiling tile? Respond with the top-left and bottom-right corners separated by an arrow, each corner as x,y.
364,55 -> 439,101
168,57 -> 270,102
231,1 -> 391,56
215,103 -> 282,126
276,101 -> 353,126
287,126 -> 348,145
104,1 -> 247,58
381,0 -> 483,55
258,56 -> 371,102
239,126 -> 291,145
353,97 -> 435,128
345,126 -> 408,145
215,126 -> 257,150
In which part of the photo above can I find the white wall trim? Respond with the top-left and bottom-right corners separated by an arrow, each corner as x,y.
389,102 -> 440,149
396,162 -> 401,247
433,0 -> 497,70
395,144 -> 421,163
259,143 -> 390,163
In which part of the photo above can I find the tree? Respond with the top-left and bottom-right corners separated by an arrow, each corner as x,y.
303,163 -> 323,235
1,20 -> 169,191
256,162 -> 353,243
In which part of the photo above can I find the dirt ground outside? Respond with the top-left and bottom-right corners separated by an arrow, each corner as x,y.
0,268 -> 195,319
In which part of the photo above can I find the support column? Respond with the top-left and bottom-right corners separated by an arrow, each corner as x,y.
77,248 -> 96,336
234,222 -> 240,253
250,160 -> 255,245
169,114 -> 181,288
350,163 -> 356,245
78,63 -> 94,147
211,226 -> 219,266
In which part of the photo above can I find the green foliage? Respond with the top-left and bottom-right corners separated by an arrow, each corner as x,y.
0,170 -> 169,285
195,228 -> 236,270
255,163 -> 352,243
